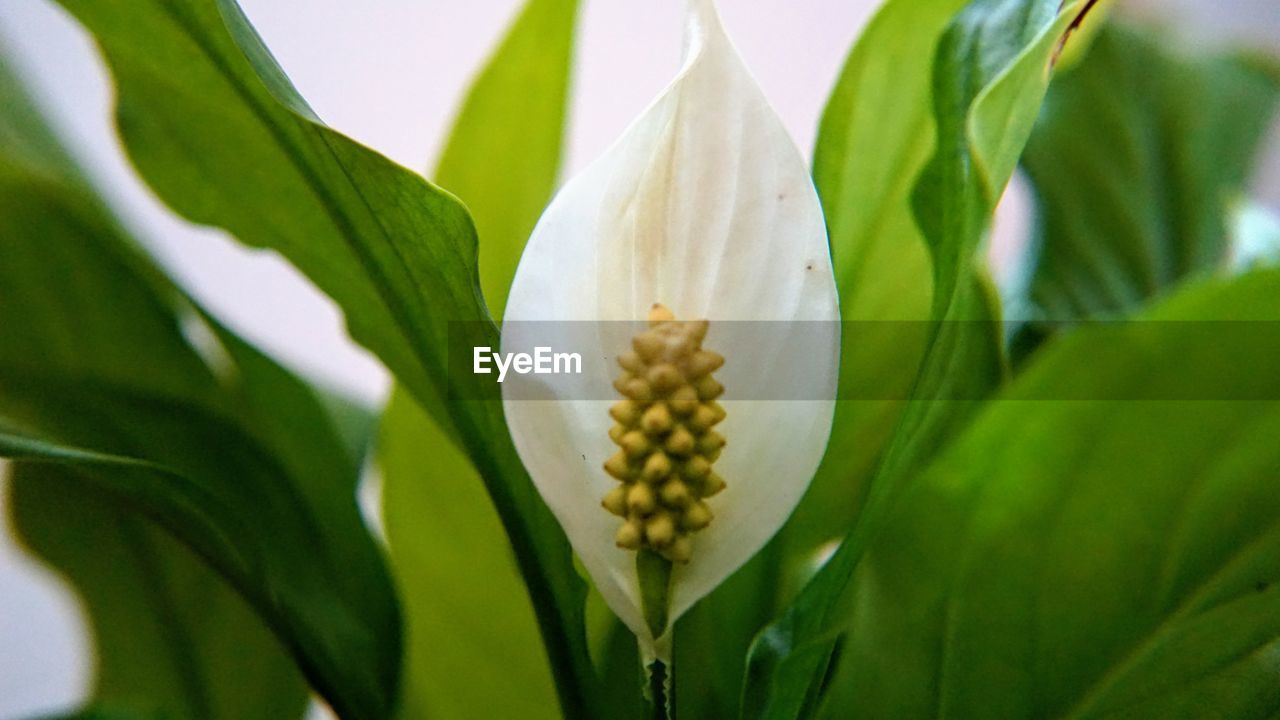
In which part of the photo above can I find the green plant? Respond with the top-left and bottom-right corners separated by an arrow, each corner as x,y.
2,0 -> 1278,718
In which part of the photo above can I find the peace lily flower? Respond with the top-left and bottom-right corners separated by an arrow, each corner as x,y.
502,0 -> 839,659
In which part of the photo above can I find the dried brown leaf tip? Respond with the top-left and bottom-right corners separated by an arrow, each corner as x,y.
603,304 -> 727,563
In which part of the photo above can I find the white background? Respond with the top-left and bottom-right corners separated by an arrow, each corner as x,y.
1,0 -> 1278,716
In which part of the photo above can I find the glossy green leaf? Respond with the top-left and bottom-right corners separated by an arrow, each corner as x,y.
1011,25 -> 1280,352
837,268 -> 1280,717
744,2 -> 1086,716
0,50 -> 214,410
11,463 -> 307,720
378,0 -> 592,717
1,390 -> 375,718
44,0 -> 595,715
787,0 -> 965,566
593,619 -> 646,720
435,0 -> 579,320
672,548 -> 781,719
0,48 -> 392,719
381,395 -> 560,720
53,0 -> 468,434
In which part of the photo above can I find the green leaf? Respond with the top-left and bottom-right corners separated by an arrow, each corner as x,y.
58,0 -> 471,432
1,396 -> 361,718
836,268 -> 1280,717
787,0 -> 966,566
380,394 -> 560,720
10,463 -> 307,720
44,0 -> 595,715
0,54 -> 215,411
3,364 -> 394,719
744,2 -> 1086,716
0,49 -> 394,719
594,619 -> 647,720
1011,25 -> 1280,352
378,0 -> 593,717
673,547 -> 781,719
435,0 -> 579,320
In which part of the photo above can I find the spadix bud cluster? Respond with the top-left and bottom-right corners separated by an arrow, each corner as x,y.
602,304 -> 726,563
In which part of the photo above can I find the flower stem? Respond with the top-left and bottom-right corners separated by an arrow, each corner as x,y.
646,658 -> 674,720
637,548 -> 675,718
636,547 -> 673,639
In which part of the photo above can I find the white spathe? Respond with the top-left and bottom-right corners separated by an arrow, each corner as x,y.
502,0 -> 839,657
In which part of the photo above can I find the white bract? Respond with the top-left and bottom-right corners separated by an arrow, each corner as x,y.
502,0 -> 839,658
